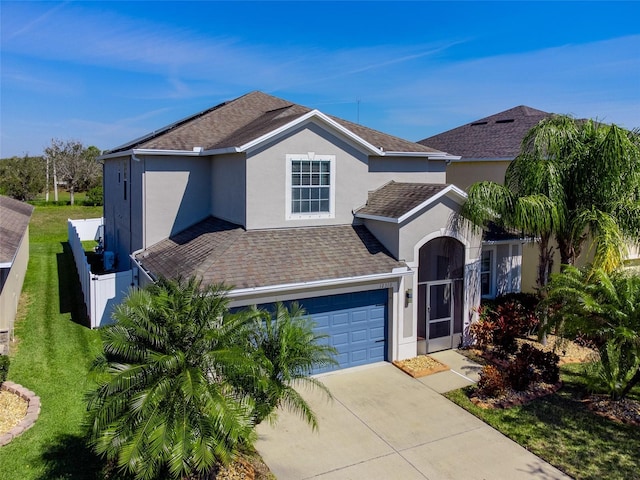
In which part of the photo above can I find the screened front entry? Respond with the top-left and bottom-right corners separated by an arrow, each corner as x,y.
417,238 -> 464,353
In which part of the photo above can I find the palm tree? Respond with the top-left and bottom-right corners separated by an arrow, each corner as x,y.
542,266 -> 640,400
239,302 -> 337,429
462,115 -> 640,287
86,277 -> 258,480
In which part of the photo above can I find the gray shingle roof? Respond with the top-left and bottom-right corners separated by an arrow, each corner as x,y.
418,106 -> 552,159
136,217 -> 404,289
108,91 -> 443,155
355,181 -> 449,219
0,196 -> 34,265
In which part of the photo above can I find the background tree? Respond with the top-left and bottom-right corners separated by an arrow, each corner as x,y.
462,116 -> 640,287
0,155 -> 46,201
43,139 -> 102,205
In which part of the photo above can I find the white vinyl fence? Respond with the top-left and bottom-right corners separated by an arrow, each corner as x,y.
68,218 -> 133,328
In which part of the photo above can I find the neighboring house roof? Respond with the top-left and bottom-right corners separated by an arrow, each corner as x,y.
107,91 -> 446,157
136,217 -> 405,291
418,106 -> 552,160
355,181 -> 466,223
0,195 -> 34,267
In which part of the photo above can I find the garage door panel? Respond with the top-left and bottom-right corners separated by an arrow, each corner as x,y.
351,329 -> 368,343
332,312 -> 350,327
351,349 -> 368,363
306,289 -> 388,373
313,314 -> 330,329
332,332 -> 350,348
336,352 -> 349,365
351,310 -> 368,324
370,344 -> 385,359
370,326 -> 385,340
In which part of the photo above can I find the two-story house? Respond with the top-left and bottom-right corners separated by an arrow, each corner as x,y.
419,106 -> 549,298
99,91 -> 482,371
419,106 -> 640,294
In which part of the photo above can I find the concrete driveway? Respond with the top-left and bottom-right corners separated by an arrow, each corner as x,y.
256,353 -> 571,480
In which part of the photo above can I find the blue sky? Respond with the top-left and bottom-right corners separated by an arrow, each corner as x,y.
1,1 -> 639,158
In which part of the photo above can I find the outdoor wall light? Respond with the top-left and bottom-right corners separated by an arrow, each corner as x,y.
405,288 -> 413,305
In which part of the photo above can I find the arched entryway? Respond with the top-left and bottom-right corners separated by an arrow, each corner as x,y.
417,237 -> 464,352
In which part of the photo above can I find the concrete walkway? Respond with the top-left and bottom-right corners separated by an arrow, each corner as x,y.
256,352 -> 571,480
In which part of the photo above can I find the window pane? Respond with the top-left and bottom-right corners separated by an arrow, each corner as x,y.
290,158 -> 332,215
481,251 -> 491,271
481,272 -> 490,296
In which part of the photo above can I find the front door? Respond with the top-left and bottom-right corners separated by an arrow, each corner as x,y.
426,280 -> 453,353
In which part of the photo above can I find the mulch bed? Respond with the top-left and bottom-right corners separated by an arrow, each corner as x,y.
470,382 -> 562,409
584,395 -> 640,428
0,389 -> 28,435
393,355 -> 449,378
464,336 -> 640,427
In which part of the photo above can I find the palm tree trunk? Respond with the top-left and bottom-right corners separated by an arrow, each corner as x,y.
619,367 -> 640,400
537,234 -> 554,289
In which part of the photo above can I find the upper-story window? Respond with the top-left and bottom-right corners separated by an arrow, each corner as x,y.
286,153 -> 335,220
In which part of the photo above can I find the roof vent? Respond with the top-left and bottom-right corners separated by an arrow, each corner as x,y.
470,121 -> 488,126
495,119 -> 515,124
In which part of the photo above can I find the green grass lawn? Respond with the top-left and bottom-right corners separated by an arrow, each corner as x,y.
446,363 -> 640,480
0,204 -> 105,479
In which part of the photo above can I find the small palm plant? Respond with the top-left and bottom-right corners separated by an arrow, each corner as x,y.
86,277 -> 336,479
241,302 -> 337,428
542,266 -> 640,400
86,277 -> 258,480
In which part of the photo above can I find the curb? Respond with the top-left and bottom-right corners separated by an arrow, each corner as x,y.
0,381 -> 41,446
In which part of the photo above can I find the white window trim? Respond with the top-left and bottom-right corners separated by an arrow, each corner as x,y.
285,152 -> 336,220
481,246 -> 497,299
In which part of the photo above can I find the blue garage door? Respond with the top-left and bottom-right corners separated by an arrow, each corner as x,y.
297,289 -> 388,373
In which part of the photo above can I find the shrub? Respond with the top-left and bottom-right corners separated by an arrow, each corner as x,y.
0,355 -> 9,384
475,294 -> 541,356
469,317 -> 495,348
476,365 -> 508,397
506,344 -> 560,391
85,185 -> 103,206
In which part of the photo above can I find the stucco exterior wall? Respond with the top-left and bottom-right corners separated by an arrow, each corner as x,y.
361,219 -> 400,260
245,123 -> 370,229
398,195 -> 463,263
211,153 -> 246,226
143,156 -> 212,247
446,160 -> 510,191
368,157 -> 447,188
103,155 -> 134,270
0,225 -> 30,343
